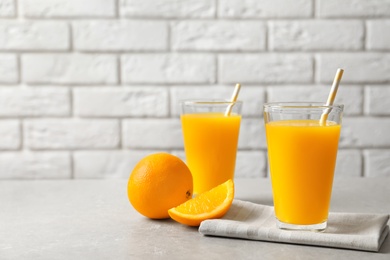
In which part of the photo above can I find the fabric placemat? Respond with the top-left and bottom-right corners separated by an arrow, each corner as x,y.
199,200 -> 389,252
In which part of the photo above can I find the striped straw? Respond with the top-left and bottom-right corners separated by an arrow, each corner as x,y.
319,68 -> 344,126
224,83 -> 241,116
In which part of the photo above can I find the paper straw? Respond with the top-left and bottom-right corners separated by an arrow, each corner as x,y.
224,83 -> 241,116
319,69 -> 344,126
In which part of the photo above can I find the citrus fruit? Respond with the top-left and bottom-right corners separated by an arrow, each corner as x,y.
127,152 -> 193,219
168,179 -> 234,226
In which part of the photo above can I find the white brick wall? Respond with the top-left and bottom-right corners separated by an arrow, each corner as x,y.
25,119 -> 120,149
0,121 -> 20,149
267,86 -> 363,115
0,0 -> 15,17
20,0 -> 116,18
317,0 -> 390,18
365,86 -> 390,115
268,21 -> 363,51
340,118 -> 390,148
219,0 -> 313,18
171,21 -> 266,51
0,54 -> 18,83
219,54 -> 313,83
74,87 -> 169,117
0,0 -> 389,179
22,54 -> 118,84
0,21 -> 69,50
73,21 -> 168,51
120,0 -> 216,18
317,53 -> 390,83
364,150 -> 390,177
121,54 -> 215,84
0,152 -> 71,179
122,119 -> 183,149
366,20 -> 390,50
336,150 -> 363,177
0,87 -> 70,116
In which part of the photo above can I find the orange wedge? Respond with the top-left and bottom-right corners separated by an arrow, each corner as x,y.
168,179 -> 234,226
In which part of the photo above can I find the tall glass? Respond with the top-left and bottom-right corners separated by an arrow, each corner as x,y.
180,100 -> 242,196
264,102 -> 343,231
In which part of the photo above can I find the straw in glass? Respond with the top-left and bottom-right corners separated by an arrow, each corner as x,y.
319,69 -> 344,126
224,83 -> 241,116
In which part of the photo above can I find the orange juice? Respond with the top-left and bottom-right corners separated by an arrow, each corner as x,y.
265,119 -> 341,225
181,112 -> 241,195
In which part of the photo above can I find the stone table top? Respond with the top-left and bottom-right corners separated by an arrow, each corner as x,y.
0,178 -> 389,259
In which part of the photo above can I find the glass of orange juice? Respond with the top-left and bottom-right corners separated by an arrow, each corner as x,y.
264,102 -> 343,231
180,100 -> 242,196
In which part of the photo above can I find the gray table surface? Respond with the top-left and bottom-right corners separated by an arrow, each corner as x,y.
0,178 -> 389,259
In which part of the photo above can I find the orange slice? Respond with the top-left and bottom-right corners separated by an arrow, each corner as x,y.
168,179 -> 234,226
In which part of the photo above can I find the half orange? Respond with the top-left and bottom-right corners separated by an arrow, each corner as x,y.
168,179 -> 234,226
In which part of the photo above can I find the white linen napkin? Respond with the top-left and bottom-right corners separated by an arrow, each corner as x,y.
199,200 -> 389,252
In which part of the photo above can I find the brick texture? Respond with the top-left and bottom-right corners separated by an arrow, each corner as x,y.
219,54 -> 313,83
22,54 -> 118,85
235,151 -> 267,178
121,54 -> 215,84
317,53 -> 390,84
0,120 -> 20,150
335,150 -> 362,177
318,0 -> 390,18
219,0 -> 312,18
73,21 -> 168,51
172,21 -> 266,51
339,118 -> 390,148
74,87 -> 169,117
269,21 -> 363,51
25,119 -> 120,150
0,0 -> 15,17
0,54 -> 18,83
0,0 -> 389,179
366,20 -> 390,50
238,119 -> 266,149
120,0 -> 216,18
0,21 -> 69,50
20,0 -> 116,18
122,119 -> 183,149
0,152 -> 71,179
365,86 -> 390,115
267,86 -> 363,115
364,150 -> 390,177
0,87 -> 70,117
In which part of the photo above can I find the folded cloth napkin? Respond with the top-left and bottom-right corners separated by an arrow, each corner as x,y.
199,200 -> 389,252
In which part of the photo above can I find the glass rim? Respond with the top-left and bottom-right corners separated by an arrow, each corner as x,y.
264,102 -> 344,110
180,99 -> 243,105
